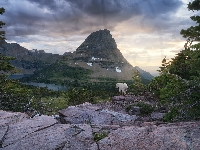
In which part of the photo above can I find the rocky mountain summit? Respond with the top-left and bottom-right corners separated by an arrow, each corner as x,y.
1,98 -> 200,150
75,29 -> 126,62
64,29 -> 141,80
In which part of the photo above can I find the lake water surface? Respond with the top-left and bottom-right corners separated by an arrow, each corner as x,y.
9,74 -> 68,91
23,82 -> 68,91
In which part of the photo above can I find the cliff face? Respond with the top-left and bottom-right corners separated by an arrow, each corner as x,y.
76,29 -> 122,61
75,29 -> 129,64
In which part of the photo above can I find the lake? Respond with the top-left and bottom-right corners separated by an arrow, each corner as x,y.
23,82 -> 68,91
9,74 -> 32,79
9,74 -> 68,91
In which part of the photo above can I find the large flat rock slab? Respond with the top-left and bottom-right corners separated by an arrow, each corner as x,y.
2,124 -> 97,150
59,102 -> 137,126
97,121 -> 200,150
0,110 -> 28,147
2,115 -> 58,148
0,110 -> 27,126
1,103 -> 200,150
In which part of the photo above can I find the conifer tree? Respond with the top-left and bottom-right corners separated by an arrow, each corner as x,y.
0,8 -> 17,77
0,7 -> 5,40
180,0 -> 200,50
131,69 -> 146,95
149,0 -> 200,121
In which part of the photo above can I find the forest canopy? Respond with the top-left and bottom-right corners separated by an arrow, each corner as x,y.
149,0 -> 200,122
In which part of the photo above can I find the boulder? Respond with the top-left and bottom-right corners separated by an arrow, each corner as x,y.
112,95 -> 126,101
128,106 -> 141,115
111,95 -> 135,101
59,102 -> 137,126
151,112 -> 166,121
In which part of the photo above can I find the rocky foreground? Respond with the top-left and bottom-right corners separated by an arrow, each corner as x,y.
0,100 -> 200,150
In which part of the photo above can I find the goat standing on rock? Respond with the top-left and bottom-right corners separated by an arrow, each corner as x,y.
116,83 -> 128,95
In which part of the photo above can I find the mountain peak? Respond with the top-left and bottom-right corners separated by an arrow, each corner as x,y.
63,29 -> 138,80
76,29 -> 117,55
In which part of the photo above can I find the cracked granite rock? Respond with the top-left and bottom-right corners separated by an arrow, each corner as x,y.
59,102 -> 137,126
1,103 -> 200,150
97,122 -> 200,150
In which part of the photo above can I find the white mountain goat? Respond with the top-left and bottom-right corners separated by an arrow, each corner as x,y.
116,83 -> 128,95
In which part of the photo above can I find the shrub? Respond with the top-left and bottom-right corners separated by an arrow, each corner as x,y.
93,132 -> 108,142
66,88 -> 95,105
130,71 -> 147,95
126,102 -> 154,115
163,108 -> 179,122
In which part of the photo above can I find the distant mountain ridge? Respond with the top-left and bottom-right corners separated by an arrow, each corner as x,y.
135,66 -> 154,80
0,40 -> 62,74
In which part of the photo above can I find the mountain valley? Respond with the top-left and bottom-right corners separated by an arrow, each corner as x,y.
0,29 -> 155,88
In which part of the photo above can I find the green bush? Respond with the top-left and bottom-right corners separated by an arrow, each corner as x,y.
149,54 -> 200,122
130,71 -> 147,95
66,88 -> 95,105
93,132 -> 108,142
125,102 -> 154,115
38,96 -> 68,116
163,108 -> 179,122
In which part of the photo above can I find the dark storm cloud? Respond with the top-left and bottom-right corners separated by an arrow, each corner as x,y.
141,0 -> 183,16
65,0 -> 183,17
27,0 -> 58,10
63,0 -> 184,25
0,0 -> 184,42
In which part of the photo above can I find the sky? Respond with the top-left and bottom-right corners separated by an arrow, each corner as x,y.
0,0 -> 198,74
